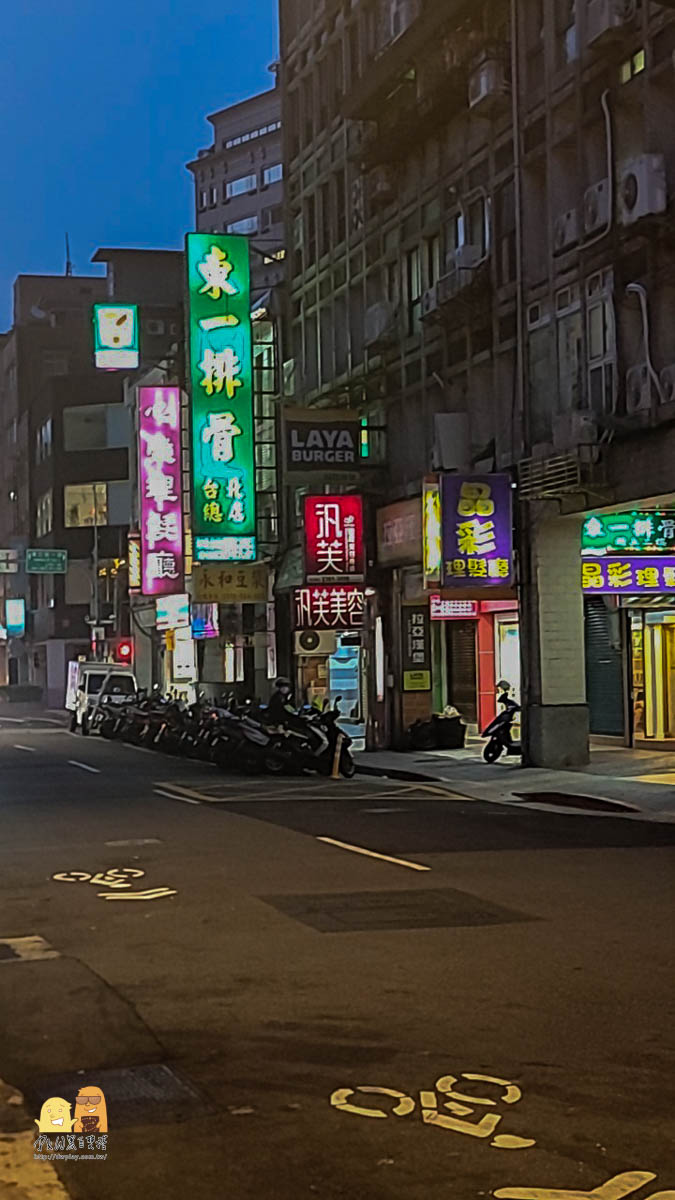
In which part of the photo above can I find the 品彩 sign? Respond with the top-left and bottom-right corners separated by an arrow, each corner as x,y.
441,474 -> 513,588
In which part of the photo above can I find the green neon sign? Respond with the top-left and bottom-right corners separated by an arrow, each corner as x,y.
186,233 -> 256,561
581,511 -> 675,555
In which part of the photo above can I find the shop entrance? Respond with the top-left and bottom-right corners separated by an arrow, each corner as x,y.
630,609 -> 675,743
296,633 -> 366,744
445,620 -> 477,724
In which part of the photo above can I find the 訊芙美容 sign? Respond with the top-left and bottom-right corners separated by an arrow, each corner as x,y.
582,511 -> 675,555
304,495 -> 364,583
294,586 -> 365,629
138,387 -> 184,596
582,556 -> 675,593
186,234 -> 256,562
441,474 -> 514,588
93,305 -> 139,370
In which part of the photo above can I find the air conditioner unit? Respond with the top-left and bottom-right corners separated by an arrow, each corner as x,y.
421,285 -> 440,319
449,244 -> 483,271
625,363 -> 651,413
583,179 -> 610,235
365,301 -> 398,348
294,630 -> 337,656
618,155 -> 667,226
552,411 -> 598,450
660,364 -> 675,404
468,58 -> 509,115
432,413 -> 470,471
553,207 -> 580,254
587,0 -> 636,47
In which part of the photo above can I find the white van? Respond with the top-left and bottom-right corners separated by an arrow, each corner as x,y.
67,663 -> 138,735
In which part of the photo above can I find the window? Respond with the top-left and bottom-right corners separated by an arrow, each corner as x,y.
36,490 -> 53,538
199,190 -> 208,209
587,271 -> 616,416
556,285 -> 583,412
406,246 -> 422,335
64,482 -> 108,527
305,194 -> 317,265
425,234 -> 441,287
63,404 -> 130,452
210,186 -> 218,206
263,163 -> 283,186
226,173 -> 257,199
620,49 -> 646,84
35,417 -> 53,463
41,351 -> 69,379
261,205 -> 284,232
263,248 -> 286,263
226,215 -> 258,235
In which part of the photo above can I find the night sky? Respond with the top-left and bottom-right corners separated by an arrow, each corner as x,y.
0,0 -> 279,330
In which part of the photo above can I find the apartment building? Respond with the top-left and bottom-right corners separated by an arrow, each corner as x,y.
278,0 -> 675,763
186,83 -> 285,296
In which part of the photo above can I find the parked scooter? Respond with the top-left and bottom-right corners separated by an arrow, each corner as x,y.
482,683 -> 521,763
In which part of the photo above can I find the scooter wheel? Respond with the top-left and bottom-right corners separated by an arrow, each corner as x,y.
264,754 -> 285,775
483,738 -> 502,763
69,712 -> 77,733
340,749 -> 356,778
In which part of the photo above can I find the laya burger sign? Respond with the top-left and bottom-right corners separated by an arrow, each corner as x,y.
285,408 -> 361,471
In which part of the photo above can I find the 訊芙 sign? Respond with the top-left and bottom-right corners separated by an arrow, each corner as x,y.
582,556 -> 675,593
441,474 -> 514,588
582,511 -> 675,555
402,606 -> 431,691
186,233 -> 256,562
92,305 -> 139,370
155,593 -> 190,632
138,387 -> 184,597
295,586 -> 365,629
304,495 -> 365,583
285,408 -> 361,472
25,548 -> 68,574
192,563 -> 268,605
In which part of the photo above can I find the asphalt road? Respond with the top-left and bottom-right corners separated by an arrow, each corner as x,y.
0,713 -> 673,1200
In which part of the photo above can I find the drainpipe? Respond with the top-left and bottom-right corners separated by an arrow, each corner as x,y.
582,90 -> 613,250
626,282 -> 666,406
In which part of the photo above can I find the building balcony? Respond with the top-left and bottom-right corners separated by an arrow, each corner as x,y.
421,248 -> 492,323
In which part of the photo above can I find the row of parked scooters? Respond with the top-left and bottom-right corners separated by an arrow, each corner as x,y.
92,689 -> 356,778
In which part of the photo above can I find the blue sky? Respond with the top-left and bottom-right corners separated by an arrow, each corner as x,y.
0,0 -> 279,329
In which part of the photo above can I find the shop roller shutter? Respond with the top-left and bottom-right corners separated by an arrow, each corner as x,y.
584,598 -> 624,736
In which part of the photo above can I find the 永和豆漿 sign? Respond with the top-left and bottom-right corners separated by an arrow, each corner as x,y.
186,234 -> 256,562
138,387 -> 184,596
441,474 -> 513,588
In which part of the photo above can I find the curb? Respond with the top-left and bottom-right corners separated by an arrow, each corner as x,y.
356,763 -> 446,784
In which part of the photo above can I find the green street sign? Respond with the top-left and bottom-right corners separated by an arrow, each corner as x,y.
25,548 -> 68,574
186,233 -> 256,563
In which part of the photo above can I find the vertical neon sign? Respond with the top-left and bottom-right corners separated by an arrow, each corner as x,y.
186,234 -> 256,562
138,386 -> 184,596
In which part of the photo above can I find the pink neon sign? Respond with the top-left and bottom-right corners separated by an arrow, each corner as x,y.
138,387 -> 184,596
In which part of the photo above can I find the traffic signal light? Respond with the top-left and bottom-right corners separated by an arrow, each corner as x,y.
114,638 -> 134,665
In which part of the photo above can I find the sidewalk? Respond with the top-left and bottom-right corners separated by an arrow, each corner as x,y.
356,739 -> 675,823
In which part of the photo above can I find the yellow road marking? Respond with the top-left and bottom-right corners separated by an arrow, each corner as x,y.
630,772 -> 675,785
316,836 -> 430,871
154,783 -> 210,802
494,1172 -> 659,1200
98,888 -> 177,901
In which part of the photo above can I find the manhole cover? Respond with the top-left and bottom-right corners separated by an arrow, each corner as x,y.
0,945 -> 19,961
513,792 -> 636,813
260,888 -> 535,933
27,1064 -> 210,1128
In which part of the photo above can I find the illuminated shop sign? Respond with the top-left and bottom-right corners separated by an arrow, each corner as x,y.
5,598 -> 25,637
582,556 -> 675,594
441,474 -> 513,587
304,495 -> 364,583
93,305 -> 139,369
430,596 -> 479,620
155,593 -> 190,631
294,586 -> 365,629
127,534 -> 141,593
285,408 -> 361,471
582,511 -> 675,555
423,479 -> 442,585
186,233 -> 256,562
138,387 -> 184,596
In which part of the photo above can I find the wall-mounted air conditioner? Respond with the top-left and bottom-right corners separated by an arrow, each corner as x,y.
625,363 -> 651,413
553,207 -> 580,254
587,0 -> 636,47
468,58 -> 509,115
421,285 -> 440,319
294,630 -> 337,656
552,411 -> 598,450
583,179 -> 610,235
449,244 -> 483,271
618,155 -> 667,226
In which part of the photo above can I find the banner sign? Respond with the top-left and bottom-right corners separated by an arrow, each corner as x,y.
155,593 -> 190,631
582,511 -> 675,555
430,596 -> 479,619
138,387 -> 184,596
192,563 -> 268,604
285,408 -> 360,471
127,534 -> 141,593
582,556 -> 675,594
441,474 -> 513,587
402,605 -> 431,691
294,586 -> 365,629
93,304 -> 139,370
186,233 -> 256,562
304,495 -> 364,583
